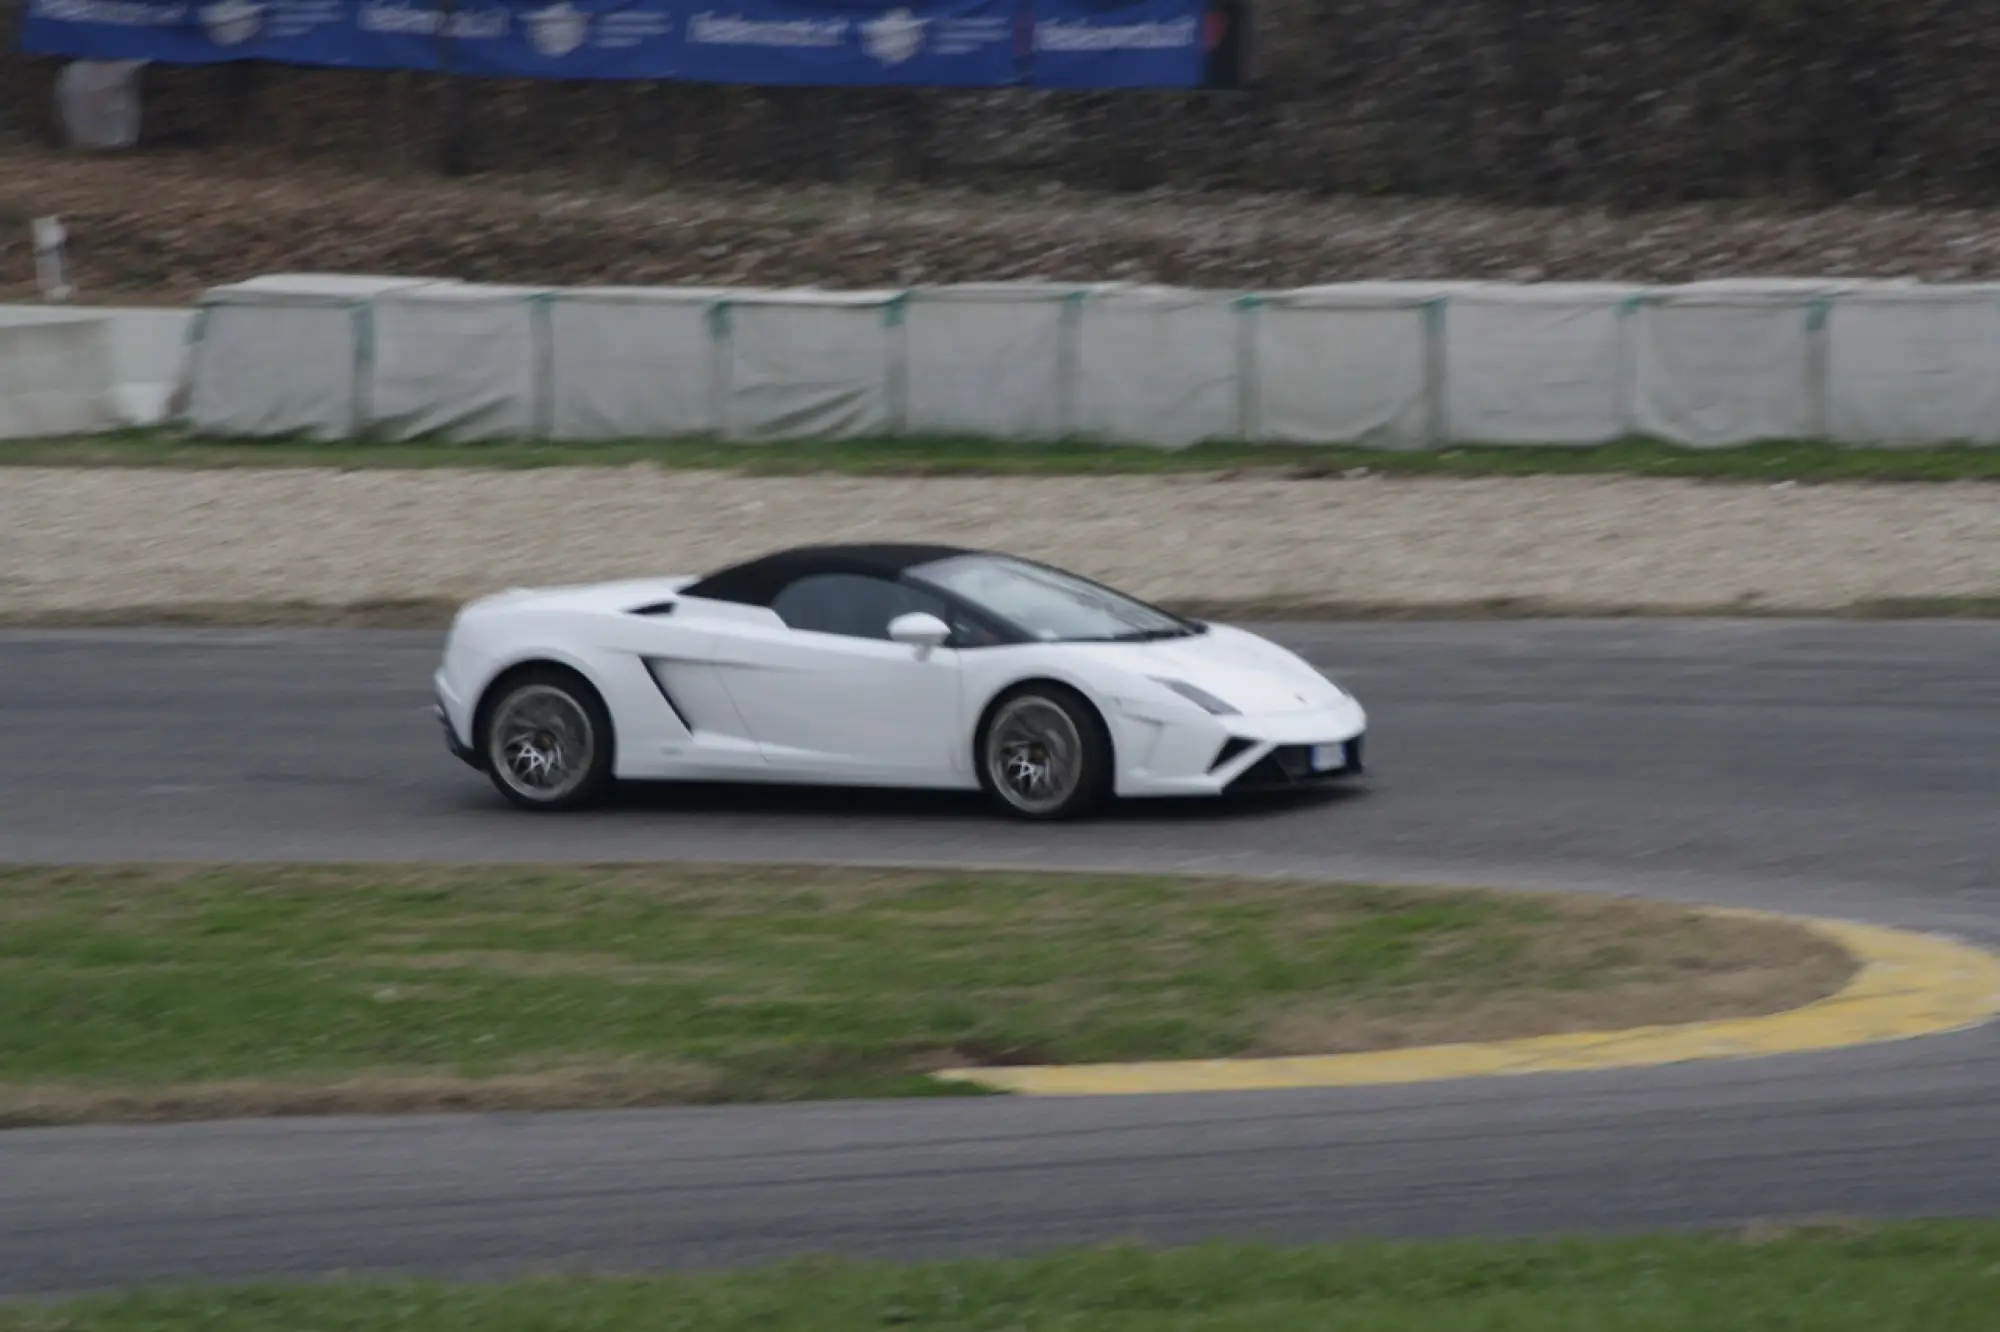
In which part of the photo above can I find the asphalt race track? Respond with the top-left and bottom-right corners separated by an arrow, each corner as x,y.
4,621 -> 1999,1296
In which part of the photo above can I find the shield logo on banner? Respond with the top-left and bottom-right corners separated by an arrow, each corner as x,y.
199,0 -> 262,45
862,7 -> 926,65
528,2 -> 591,57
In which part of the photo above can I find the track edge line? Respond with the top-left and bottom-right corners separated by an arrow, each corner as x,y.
931,907 -> 2000,1096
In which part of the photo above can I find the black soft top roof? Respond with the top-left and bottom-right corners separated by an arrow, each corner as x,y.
679,542 -> 982,607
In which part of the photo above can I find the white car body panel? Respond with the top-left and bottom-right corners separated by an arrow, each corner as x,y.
434,564 -> 1366,800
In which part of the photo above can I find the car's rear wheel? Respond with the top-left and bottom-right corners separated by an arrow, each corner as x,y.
480,667 -> 615,811
977,684 -> 1111,820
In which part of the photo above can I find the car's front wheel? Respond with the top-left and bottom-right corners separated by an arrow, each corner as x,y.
976,683 -> 1112,820
480,666 -> 615,811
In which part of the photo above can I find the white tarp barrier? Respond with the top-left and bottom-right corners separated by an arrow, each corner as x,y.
1281,281 -> 1498,299
0,313 -> 120,438
107,271 -> 2000,448
721,290 -> 904,440
1074,286 -> 1242,447
1630,280 -> 1927,447
1251,288 -> 1437,445
1666,277 -> 1920,298
1442,284 -> 1646,444
1629,289 -> 1819,447
224,273 -> 456,295
901,284 -> 1092,439
0,303 -> 185,428
366,283 -> 552,441
1826,287 -> 2000,444
102,307 -> 195,425
547,287 -> 730,440
184,275 -> 450,438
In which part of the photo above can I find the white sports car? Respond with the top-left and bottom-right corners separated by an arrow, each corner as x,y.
432,543 -> 1366,819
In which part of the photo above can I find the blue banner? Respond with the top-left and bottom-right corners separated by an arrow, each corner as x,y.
19,0 -> 365,67
676,0 -> 1019,87
1028,0 -> 1201,89
17,0 -> 1209,86
369,2 -> 683,80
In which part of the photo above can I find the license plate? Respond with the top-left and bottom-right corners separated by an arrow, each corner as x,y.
1310,743 -> 1346,772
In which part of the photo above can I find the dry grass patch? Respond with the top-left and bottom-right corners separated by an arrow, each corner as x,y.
7,432 -> 2000,485
0,864 -> 1856,1125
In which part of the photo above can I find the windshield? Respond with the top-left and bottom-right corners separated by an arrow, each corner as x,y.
911,554 -> 1200,643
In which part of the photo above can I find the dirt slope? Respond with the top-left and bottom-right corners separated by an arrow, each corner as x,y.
10,147 -> 2000,305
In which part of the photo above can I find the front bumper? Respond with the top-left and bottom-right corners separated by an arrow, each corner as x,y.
433,669 -> 482,770
1107,694 -> 1367,798
436,701 -> 481,768
1221,733 -> 1364,793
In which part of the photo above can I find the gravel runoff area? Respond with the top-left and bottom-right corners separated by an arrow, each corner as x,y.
30,150 -> 2000,300
2,468 -> 1995,620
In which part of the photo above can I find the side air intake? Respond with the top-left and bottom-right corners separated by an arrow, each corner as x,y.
1208,736 -> 1256,771
641,658 -> 695,732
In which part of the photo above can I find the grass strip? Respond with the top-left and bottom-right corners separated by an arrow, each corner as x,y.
0,864 -> 1853,1126
11,1224 -> 2000,1331
4,430 -> 2000,481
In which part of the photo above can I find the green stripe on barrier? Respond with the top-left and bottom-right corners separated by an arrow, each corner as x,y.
709,300 -> 732,439
1057,290 -> 1088,440
885,293 -> 910,436
530,292 -> 556,441
1234,292 -> 1261,441
351,299 -> 374,440
1422,297 -> 1448,447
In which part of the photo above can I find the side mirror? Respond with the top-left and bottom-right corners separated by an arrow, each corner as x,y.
888,611 -> 952,655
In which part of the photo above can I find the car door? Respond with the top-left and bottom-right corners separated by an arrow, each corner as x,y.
710,571 -> 970,785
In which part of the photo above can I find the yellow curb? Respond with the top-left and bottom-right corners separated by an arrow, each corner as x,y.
931,908 -> 2000,1097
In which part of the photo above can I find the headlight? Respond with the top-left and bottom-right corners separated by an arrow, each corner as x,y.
1149,676 -> 1240,716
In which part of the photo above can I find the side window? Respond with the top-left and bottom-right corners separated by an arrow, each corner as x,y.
771,573 -> 951,642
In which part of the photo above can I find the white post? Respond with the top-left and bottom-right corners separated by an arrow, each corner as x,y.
32,217 -> 75,303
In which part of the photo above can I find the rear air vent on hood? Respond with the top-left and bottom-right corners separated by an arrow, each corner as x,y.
626,600 -> 677,616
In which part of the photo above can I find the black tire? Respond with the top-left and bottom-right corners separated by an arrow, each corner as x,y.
974,682 -> 1113,821
477,665 -> 616,812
